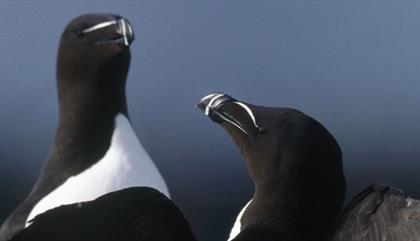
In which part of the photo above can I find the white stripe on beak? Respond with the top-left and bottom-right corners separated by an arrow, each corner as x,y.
204,94 -> 224,116
118,19 -> 129,46
82,20 -> 117,35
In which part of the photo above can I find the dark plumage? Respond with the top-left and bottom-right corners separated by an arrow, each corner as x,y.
6,86 -> 419,241
198,93 -> 420,241
198,93 -> 346,241
0,13 -> 137,240
332,185 -> 420,241
9,92 -> 346,241
10,187 -> 196,241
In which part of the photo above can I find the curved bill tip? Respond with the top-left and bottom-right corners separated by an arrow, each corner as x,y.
197,93 -> 236,116
197,93 -> 221,114
197,93 -> 260,134
116,17 -> 134,46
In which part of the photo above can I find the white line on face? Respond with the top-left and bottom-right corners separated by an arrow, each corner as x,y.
233,101 -> 259,128
82,20 -> 117,35
202,94 -> 248,134
217,112 -> 248,135
202,95 -> 257,135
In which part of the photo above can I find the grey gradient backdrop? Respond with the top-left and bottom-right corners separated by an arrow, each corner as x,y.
1,2 -> 420,240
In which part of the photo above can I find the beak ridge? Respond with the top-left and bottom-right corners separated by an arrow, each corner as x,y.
197,93 -> 236,116
198,93 -> 262,135
84,16 -> 135,47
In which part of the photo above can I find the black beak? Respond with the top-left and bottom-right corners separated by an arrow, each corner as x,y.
197,93 -> 237,123
115,17 -> 134,46
84,16 -> 134,47
198,93 -> 262,135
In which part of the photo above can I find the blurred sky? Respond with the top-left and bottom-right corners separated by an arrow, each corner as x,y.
1,2 -> 420,240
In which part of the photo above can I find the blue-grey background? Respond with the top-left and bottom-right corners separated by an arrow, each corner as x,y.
1,2 -> 420,240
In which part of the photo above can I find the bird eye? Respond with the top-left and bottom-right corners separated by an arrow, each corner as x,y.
258,127 -> 267,135
75,29 -> 85,38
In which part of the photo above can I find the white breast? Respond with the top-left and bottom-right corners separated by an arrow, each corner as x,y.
228,199 -> 252,241
26,114 -> 169,225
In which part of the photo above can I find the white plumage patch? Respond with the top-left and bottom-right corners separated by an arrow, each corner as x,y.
228,199 -> 252,241
26,114 -> 169,226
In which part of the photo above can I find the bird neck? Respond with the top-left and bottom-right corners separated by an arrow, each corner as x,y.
243,153 -> 345,241
49,68 -> 129,176
239,196 -> 335,241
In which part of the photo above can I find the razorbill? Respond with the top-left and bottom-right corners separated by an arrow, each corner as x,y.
199,93 -> 420,241
198,93 -> 346,241
0,14 -> 169,241
10,187 -> 195,241
9,92 -> 420,240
